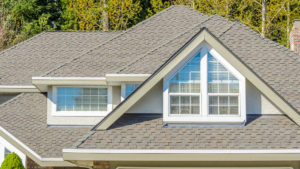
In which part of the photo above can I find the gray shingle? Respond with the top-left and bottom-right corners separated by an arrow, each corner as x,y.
45,5 -> 209,77
0,31 -> 120,85
0,93 -> 89,158
77,114 -> 300,149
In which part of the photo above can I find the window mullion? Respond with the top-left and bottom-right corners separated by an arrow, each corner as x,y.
200,47 -> 208,117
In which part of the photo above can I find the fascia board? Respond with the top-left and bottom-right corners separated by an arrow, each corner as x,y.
62,149 -> 300,161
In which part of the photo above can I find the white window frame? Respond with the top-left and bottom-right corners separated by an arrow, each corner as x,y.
121,82 -> 141,101
51,86 -> 112,117
163,43 -> 246,123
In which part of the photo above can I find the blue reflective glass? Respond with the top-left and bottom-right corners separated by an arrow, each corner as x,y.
125,84 -> 139,98
207,53 -> 239,93
169,53 -> 201,93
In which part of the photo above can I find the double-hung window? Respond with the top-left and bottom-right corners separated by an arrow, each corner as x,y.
52,87 -> 112,116
164,44 -> 245,123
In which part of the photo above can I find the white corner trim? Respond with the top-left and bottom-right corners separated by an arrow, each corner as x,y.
0,126 -> 74,166
62,149 -> 300,154
0,85 -> 39,93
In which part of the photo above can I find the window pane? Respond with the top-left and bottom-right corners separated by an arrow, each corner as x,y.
57,88 -> 107,112
170,106 -> 179,114
191,106 -> 200,114
170,96 -> 179,105
169,53 -> 200,93
207,53 -> 239,94
125,84 -> 139,98
230,106 -> 239,115
209,106 -> 218,115
208,53 -> 239,116
180,106 -> 190,114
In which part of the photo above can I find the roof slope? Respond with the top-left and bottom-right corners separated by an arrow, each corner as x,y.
0,31 -> 120,85
76,114 -> 300,149
45,5 -> 209,77
0,93 -> 89,158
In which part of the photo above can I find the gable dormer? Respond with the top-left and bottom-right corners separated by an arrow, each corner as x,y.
163,43 -> 246,124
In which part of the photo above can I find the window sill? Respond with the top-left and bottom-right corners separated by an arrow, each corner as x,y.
163,116 -> 246,124
52,111 -> 109,117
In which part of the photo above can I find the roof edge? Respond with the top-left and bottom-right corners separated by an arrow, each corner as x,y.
0,126 -> 75,167
62,148 -> 300,161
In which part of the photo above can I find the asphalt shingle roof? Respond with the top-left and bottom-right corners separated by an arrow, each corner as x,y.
77,114 -> 300,149
1,5 -> 300,157
0,31 -> 120,85
44,5 -> 209,77
0,93 -> 89,158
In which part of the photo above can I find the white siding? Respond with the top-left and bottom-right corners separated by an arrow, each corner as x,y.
127,81 -> 163,114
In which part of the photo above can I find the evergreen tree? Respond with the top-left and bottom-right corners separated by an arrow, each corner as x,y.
0,152 -> 25,169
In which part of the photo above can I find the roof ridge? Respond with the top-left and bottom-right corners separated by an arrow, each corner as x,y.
0,32 -> 47,56
218,21 -> 236,38
40,5 -> 178,77
116,16 -> 213,73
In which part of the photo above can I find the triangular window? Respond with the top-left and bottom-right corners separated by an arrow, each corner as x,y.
164,44 -> 245,123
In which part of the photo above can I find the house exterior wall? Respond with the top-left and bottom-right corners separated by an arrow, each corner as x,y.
112,86 -> 121,109
125,80 -> 282,115
246,80 -> 282,114
46,78 -> 282,126
126,81 -> 163,114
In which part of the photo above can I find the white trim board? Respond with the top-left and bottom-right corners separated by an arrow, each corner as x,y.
63,149 -> 300,154
0,85 -> 39,93
32,74 -> 149,92
62,149 -> 300,161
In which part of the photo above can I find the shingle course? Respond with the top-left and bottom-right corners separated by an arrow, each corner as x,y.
0,31 -> 120,85
77,114 -> 300,149
45,5 -> 209,77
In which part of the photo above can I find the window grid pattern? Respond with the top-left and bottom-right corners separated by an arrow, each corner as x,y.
125,84 -> 140,98
207,53 -> 239,115
57,88 -> 108,112
169,53 -> 201,115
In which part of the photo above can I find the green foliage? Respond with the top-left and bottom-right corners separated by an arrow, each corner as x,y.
0,152 -> 25,169
1,0 -> 300,50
